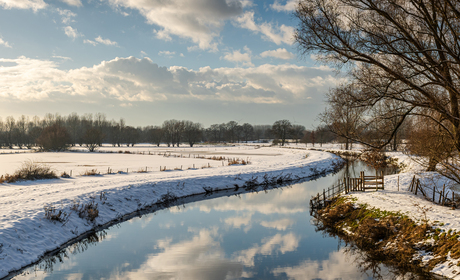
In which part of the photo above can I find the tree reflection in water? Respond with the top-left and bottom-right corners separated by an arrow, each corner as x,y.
312,217 -> 432,280
18,230 -> 107,278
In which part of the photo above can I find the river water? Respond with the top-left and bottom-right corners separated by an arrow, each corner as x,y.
10,161 -> 421,280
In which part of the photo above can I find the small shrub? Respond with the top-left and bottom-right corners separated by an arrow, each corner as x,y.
71,199 -> 99,222
124,151 -> 131,154
228,158 -> 251,165
81,169 -> 99,176
61,171 -> 71,178
44,204 -> 69,223
0,160 -> 57,183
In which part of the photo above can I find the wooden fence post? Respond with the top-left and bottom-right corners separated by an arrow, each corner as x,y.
381,170 -> 384,190
440,184 -> 446,205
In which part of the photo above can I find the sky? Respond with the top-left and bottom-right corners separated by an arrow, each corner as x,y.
0,0 -> 344,128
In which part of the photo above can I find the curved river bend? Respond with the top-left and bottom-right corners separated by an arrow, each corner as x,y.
10,161 -> 423,280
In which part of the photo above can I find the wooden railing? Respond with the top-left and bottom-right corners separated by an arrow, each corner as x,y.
408,176 -> 458,208
310,171 -> 384,211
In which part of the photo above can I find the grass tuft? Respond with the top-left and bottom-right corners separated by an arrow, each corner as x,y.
81,169 -> 100,176
0,160 -> 57,183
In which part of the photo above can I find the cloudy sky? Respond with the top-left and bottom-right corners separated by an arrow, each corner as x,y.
0,0 -> 343,127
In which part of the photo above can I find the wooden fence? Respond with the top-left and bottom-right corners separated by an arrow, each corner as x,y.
408,176 -> 459,209
310,171 -> 384,211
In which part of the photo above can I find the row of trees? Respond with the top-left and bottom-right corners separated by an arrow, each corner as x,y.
0,113 -> 324,151
295,0 -> 460,182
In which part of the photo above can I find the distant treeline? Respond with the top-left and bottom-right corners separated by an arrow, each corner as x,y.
0,113 -> 338,151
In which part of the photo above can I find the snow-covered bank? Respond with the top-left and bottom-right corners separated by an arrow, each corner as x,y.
0,146 -> 340,279
338,153 -> 460,279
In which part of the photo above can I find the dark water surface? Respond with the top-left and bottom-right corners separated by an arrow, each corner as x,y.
11,161 -> 419,280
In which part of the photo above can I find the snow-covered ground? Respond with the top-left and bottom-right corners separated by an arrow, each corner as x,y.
0,145 -> 340,279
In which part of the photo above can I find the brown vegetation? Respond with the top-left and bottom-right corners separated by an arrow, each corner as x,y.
71,199 -> 99,222
81,169 -> 99,176
0,160 -> 57,183
315,198 -> 460,273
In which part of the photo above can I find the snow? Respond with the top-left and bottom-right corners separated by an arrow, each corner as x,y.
0,145 -> 340,279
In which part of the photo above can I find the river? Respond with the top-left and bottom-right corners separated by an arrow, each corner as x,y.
9,161 -> 423,280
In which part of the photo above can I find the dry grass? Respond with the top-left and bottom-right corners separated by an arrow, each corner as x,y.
0,160 -> 57,183
137,168 -> 148,173
81,169 -> 100,176
71,199 -> 99,222
44,204 -> 69,223
316,198 -> 460,272
228,158 -> 251,165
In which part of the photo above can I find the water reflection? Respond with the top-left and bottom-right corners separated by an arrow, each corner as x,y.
10,160 -> 411,280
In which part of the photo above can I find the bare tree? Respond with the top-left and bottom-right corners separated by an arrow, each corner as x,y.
272,120 -> 292,146
83,128 -> 105,152
226,121 -> 239,143
183,121 -> 202,147
148,126 -> 163,147
291,124 -> 305,144
295,0 -> 460,153
241,123 -> 254,143
319,84 -> 366,150
36,124 -> 71,151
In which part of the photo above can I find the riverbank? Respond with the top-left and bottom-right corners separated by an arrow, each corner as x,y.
312,149 -> 460,279
0,146 -> 341,279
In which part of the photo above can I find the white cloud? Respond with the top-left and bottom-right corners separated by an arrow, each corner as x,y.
83,39 -> 97,46
224,214 -> 252,229
106,0 -> 247,50
271,0 -> 297,12
272,248 -> 368,280
56,8 -> 77,24
260,218 -> 294,231
0,37 -> 11,48
158,50 -> 175,58
52,55 -> 72,61
110,228 -> 244,280
235,11 -> 294,45
260,48 -> 295,60
0,0 -> 46,11
64,26 -> 80,39
222,46 -> 253,66
59,0 -> 82,7
0,56 -> 343,104
235,233 -> 300,266
95,36 -> 118,46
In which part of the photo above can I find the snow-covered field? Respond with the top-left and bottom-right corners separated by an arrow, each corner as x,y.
0,145 -> 340,279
